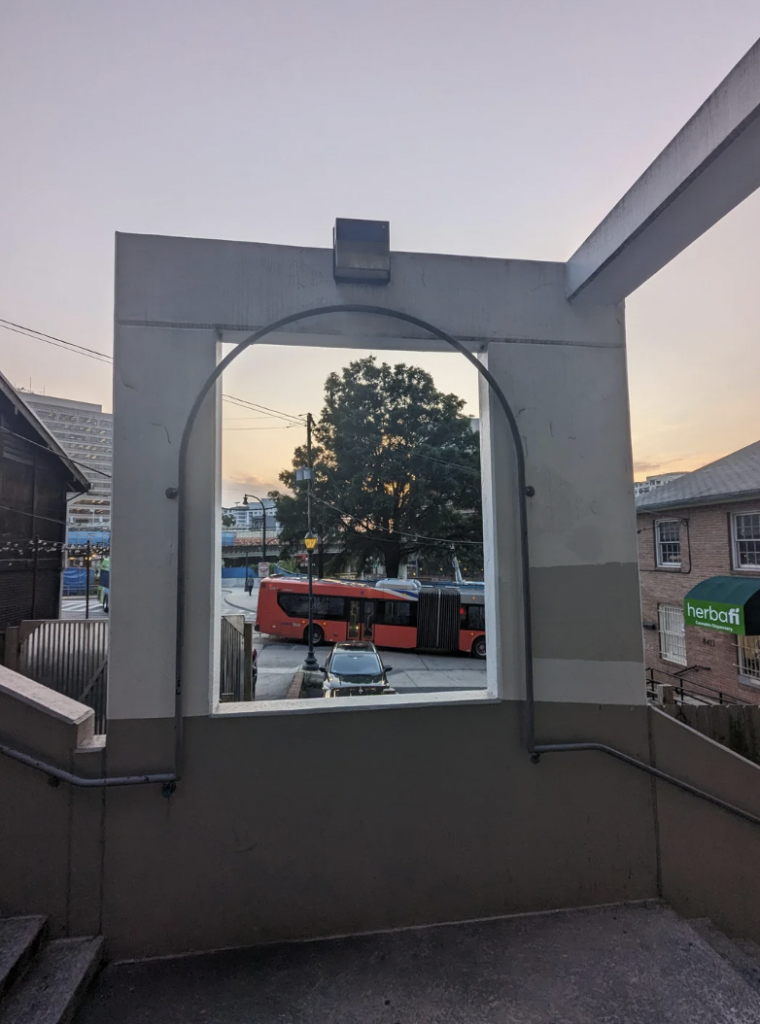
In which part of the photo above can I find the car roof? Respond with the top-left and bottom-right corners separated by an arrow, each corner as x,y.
333,641 -> 377,651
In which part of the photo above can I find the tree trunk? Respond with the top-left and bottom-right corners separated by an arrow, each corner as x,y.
384,539 -> 402,578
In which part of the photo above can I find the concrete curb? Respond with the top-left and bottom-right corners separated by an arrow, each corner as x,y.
286,672 -> 304,700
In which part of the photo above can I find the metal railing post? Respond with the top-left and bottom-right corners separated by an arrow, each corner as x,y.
243,623 -> 254,701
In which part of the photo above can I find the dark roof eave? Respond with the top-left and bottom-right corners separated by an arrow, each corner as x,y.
636,489 -> 760,514
0,370 -> 90,493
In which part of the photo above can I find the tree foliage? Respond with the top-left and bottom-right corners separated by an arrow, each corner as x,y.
271,357 -> 482,577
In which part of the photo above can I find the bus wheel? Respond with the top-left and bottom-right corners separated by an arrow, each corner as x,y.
305,625 -> 324,647
472,636 -> 486,659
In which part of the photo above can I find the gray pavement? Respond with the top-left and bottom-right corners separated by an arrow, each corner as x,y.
222,587 -> 487,700
74,903 -> 760,1024
60,596 -> 108,620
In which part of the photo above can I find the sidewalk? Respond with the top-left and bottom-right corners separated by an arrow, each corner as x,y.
221,587 -> 259,620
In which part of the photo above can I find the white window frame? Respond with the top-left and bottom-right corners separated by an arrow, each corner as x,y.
658,603 -> 687,666
738,635 -> 760,686
655,519 -> 681,569
732,511 -> 760,571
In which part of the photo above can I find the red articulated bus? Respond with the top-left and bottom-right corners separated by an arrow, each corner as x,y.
255,577 -> 486,658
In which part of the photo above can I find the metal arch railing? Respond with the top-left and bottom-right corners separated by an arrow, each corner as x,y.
170,303 -> 536,782
5,299 -> 760,837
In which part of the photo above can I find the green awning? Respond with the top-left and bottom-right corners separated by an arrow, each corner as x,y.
684,576 -> 760,636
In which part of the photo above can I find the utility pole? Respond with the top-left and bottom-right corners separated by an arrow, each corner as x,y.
302,413 -> 319,672
261,501 -> 267,565
306,412 -> 313,541
243,493 -> 267,571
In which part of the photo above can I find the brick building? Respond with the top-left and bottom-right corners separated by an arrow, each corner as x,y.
0,372 -> 89,630
637,440 -> 760,703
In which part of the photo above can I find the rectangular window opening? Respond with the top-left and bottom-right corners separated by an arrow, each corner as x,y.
656,519 -> 681,568
738,635 -> 760,685
733,512 -> 760,571
658,603 -> 686,666
217,344 -> 493,712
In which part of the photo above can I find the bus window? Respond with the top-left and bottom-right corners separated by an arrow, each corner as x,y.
278,592 -> 310,618
463,604 -> 485,631
381,600 -> 416,627
313,596 -> 347,620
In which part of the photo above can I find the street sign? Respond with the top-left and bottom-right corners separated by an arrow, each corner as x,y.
258,561 -> 270,578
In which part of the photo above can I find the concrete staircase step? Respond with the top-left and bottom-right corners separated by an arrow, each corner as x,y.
0,917 -> 47,1000
735,935 -> 760,966
689,918 -> 760,994
0,937 -> 103,1024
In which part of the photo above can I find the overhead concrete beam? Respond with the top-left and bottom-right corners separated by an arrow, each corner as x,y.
567,39 -> 760,305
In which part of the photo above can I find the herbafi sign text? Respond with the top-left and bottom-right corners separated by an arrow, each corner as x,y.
684,598 -> 745,635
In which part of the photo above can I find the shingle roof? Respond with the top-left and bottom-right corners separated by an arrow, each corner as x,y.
636,439 -> 760,512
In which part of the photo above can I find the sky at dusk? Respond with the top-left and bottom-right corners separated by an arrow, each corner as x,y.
1,0 -> 759,506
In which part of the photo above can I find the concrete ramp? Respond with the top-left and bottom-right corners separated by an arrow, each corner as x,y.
76,903 -> 760,1023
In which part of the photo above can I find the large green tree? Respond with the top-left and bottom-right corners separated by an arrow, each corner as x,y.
271,357 -> 482,578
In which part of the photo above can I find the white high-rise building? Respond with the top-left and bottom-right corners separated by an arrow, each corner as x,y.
22,392 -> 113,529
633,472 -> 685,497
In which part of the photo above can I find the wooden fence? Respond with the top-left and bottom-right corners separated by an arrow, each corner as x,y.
219,615 -> 255,702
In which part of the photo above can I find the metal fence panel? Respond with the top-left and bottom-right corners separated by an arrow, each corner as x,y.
19,618 -> 109,733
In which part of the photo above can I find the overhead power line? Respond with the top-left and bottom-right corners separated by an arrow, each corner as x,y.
0,320 -> 113,364
0,426 -> 113,479
1,321 -> 472,479
222,393 -> 306,425
0,317 -> 309,425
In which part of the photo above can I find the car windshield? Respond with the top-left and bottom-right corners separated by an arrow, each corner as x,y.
330,651 -> 382,676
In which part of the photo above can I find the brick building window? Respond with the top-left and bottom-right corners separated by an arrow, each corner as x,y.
733,513 -> 760,570
658,603 -> 686,665
655,520 -> 681,568
738,635 -> 760,684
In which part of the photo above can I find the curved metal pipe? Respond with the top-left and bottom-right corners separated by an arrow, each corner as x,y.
0,741 -> 176,790
173,304 -> 536,778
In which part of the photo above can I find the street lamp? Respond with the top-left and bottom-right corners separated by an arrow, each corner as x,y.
303,531 -> 319,671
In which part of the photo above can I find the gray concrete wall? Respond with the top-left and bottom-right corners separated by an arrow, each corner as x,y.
99,701 -> 657,958
111,234 -> 644,714
0,667 -> 104,938
651,707 -> 760,942
10,699 -> 760,958
481,337 -> 643,705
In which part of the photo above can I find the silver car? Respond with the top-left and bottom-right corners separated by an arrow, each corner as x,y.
321,641 -> 396,697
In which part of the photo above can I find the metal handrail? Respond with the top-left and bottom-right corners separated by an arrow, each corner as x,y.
646,666 -> 756,706
530,739 -> 760,829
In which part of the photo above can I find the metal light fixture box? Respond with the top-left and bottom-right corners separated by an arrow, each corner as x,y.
333,218 -> 391,284
304,532 -> 318,551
